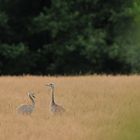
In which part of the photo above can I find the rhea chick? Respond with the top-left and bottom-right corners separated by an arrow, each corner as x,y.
45,83 -> 65,114
17,92 -> 35,115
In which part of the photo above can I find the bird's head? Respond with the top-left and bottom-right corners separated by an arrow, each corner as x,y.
28,92 -> 35,98
45,83 -> 55,89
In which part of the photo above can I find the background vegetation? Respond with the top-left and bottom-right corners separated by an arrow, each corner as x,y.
0,0 -> 140,75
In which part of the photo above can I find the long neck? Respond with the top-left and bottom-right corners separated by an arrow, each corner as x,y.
29,95 -> 35,107
51,87 -> 55,105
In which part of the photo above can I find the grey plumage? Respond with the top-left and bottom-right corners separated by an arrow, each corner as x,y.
46,83 -> 65,114
17,92 -> 35,115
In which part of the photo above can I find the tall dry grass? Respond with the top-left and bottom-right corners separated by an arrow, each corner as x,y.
0,75 -> 139,140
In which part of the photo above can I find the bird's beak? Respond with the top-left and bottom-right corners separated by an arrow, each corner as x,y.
45,84 -> 50,86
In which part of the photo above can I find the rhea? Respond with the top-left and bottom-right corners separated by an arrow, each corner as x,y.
46,83 -> 65,114
17,92 -> 35,115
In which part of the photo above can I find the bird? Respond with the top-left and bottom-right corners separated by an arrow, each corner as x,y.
45,83 -> 65,114
17,92 -> 35,115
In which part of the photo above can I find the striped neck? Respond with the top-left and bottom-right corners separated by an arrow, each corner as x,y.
51,87 -> 55,105
29,94 -> 35,107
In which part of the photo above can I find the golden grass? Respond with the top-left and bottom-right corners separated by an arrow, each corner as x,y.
0,75 -> 139,140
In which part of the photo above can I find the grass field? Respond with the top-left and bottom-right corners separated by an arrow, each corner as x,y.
0,75 -> 139,140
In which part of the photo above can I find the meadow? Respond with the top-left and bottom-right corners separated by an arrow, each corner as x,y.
0,75 -> 139,140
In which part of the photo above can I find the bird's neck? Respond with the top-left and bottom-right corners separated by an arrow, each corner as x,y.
51,87 -> 55,105
29,95 -> 35,107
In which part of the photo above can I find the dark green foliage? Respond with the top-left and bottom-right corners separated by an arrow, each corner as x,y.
0,0 -> 139,75
0,43 -> 32,74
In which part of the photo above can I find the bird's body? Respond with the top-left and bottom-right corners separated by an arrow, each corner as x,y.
51,102 -> 65,113
17,92 -> 35,115
46,83 -> 65,114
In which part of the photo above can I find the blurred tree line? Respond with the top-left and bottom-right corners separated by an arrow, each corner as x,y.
0,0 -> 139,75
